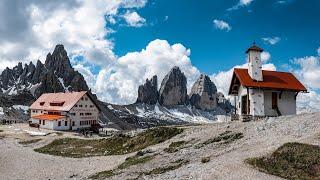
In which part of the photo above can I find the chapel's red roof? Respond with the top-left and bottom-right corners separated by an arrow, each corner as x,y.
228,68 -> 307,95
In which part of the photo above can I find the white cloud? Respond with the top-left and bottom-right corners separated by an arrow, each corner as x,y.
0,0 -> 147,67
293,56 -> 320,89
213,19 -> 231,31
276,0 -> 293,5
228,0 -> 254,11
317,47 -> 320,56
92,39 -> 200,104
122,11 -> 146,27
73,63 -> 97,90
261,51 -> 271,62
262,37 -> 281,45
297,90 -> 320,113
164,16 -> 169,22
240,0 -> 254,6
292,51 -> 320,113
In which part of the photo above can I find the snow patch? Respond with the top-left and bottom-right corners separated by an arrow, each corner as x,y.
154,104 -> 163,115
8,87 -> 17,95
12,105 -> 29,113
136,106 -> 146,117
58,78 -> 69,92
107,105 -> 114,110
24,130 -> 48,136
0,107 -> 4,115
29,83 -> 41,96
125,107 -> 134,114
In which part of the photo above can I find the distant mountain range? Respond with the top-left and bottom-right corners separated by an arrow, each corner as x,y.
0,44 -> 233,130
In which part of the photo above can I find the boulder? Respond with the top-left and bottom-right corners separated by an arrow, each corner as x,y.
159,66 -> 188,106
136,75 -> 158,104
189,74 -> 217,111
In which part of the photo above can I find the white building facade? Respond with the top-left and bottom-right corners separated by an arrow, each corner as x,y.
29,91 -> 100,131
229,44 -> 307,117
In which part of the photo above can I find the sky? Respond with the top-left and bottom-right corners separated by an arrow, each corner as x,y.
0,0 -> 319,111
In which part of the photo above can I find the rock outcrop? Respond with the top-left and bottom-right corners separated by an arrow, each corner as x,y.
136,75 -> 158,104
217,92 -> 233,113
189,74 -> 217,111
0,44 -> 90,105
159,66 -> 188,106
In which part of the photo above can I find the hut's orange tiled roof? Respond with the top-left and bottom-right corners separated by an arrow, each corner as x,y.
229,68 -> 307,94
31,114 -> 65,121
30,91 -> 87,111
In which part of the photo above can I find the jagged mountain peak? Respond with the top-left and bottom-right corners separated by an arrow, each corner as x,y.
136,75 -> 158,105
0,44 -> 89,105
52,44 -> 66,54
45,44 -> 72,72
159,66 -> 188,106
189,74 -> 218,111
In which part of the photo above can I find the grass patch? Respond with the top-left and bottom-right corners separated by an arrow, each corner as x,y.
89,152 -> 155,179
201,156 -> 210,163
89,169 -> 117,179
144,159 -> 189,175
55,132 -> 63,136
118,155 -> 154,170
246,142 -> 320,180
195,131 -> 243,149
35,127 -> 183,158
19,139 -> 41,145
164,141 -> 187,153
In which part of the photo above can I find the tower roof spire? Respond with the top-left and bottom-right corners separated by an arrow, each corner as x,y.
245,43 -> 263,53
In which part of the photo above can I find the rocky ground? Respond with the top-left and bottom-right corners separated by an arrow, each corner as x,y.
1,112 -> 320,180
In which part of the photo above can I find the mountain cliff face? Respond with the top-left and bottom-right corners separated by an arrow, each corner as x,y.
136,75 -> 158,105
133,67 -> 232,113
0,44 -> 89,105
189,74 -> 218,111
159,66 -> 188,106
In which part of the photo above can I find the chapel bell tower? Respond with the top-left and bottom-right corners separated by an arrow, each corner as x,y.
246,43 -> 264,81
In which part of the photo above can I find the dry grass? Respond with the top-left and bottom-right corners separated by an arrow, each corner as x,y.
19,139 -> 41,145
246,142 -> 320,180
35,127 -> 183,158
89,152 -> 155,179
144,159 -> 189,175
164,141 -> 187,153
195,131 -> 243,148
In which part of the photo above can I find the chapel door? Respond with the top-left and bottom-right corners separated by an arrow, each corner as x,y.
272,92 -> 278,109
241,95 -> 248,115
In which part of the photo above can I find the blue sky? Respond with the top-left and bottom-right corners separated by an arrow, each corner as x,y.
111,0 -> 320,73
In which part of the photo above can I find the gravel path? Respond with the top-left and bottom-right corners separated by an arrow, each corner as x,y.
0,125 -> 131,180
1,112 -> 320,180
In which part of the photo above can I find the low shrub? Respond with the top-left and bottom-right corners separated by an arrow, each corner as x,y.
246,142 -> 320,180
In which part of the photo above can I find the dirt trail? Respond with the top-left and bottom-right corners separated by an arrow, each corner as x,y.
1,112 -> 319,179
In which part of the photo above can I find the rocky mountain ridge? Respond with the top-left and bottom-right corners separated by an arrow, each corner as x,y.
135,66 -> 232,112
0,44 -> 89,105
0,44 -> 233,130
